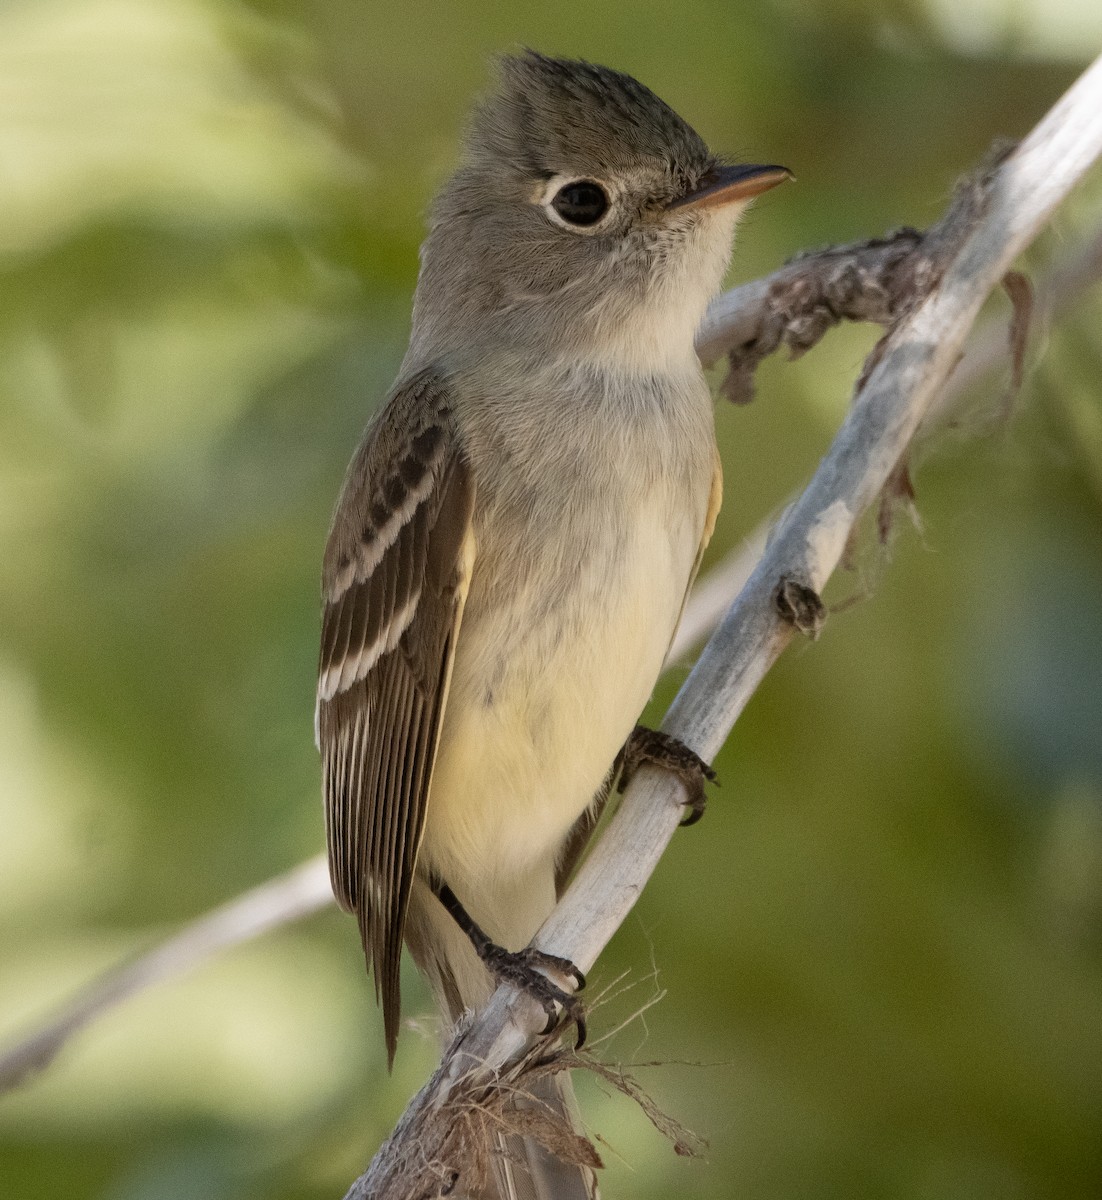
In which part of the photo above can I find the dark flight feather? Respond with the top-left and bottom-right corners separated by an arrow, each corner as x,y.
317,369 -> 474,1062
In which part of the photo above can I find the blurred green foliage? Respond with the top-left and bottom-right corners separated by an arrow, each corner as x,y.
1,1 -> 1101,1197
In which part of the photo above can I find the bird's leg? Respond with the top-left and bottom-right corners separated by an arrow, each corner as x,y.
432,881 -> 587,1047
618,724 -> 717,825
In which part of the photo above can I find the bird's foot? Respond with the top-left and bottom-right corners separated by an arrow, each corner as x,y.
478,943 -> 587,1048
619,724 -> 717,826
434,881 -> 586,1045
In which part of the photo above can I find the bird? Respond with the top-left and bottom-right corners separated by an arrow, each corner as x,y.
317,49 -> 788,1198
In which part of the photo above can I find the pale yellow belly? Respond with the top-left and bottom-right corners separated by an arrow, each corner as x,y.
420,499 -> 700,946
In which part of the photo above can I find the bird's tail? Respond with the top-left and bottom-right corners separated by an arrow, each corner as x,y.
406,881 -> 600,1200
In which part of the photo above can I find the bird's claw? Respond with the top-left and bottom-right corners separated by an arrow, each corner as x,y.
480,944 -> 588,1048
620,724 -> 717,825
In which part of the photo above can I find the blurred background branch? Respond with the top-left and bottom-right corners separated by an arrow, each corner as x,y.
0,858 -> 332,1093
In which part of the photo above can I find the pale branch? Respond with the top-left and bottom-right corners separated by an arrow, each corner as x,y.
2,62 -> 1100,1117
349,53 -> 1102,1200
0,856 -> 332,1092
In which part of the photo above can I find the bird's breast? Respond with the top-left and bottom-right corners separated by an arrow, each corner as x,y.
419,419 -> 712,939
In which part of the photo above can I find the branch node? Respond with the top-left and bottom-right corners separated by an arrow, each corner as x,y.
774,577 -> 827,639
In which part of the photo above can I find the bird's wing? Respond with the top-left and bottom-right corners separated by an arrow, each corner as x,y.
316,369 -> 475,1062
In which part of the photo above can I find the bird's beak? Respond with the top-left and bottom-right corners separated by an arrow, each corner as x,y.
669,163 -> 793,212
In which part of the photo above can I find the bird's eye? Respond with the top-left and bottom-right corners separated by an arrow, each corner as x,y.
550,180 -> 609,227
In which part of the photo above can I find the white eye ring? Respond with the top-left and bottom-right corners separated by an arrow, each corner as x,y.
538,174 -> 616,233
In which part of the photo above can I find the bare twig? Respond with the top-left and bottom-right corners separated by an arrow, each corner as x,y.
0,857 -> 331,1091
692,152 -> 1017,406
348,53 -> 1102,1199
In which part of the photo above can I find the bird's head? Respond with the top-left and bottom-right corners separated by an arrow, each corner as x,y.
409,51 -> 790,373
